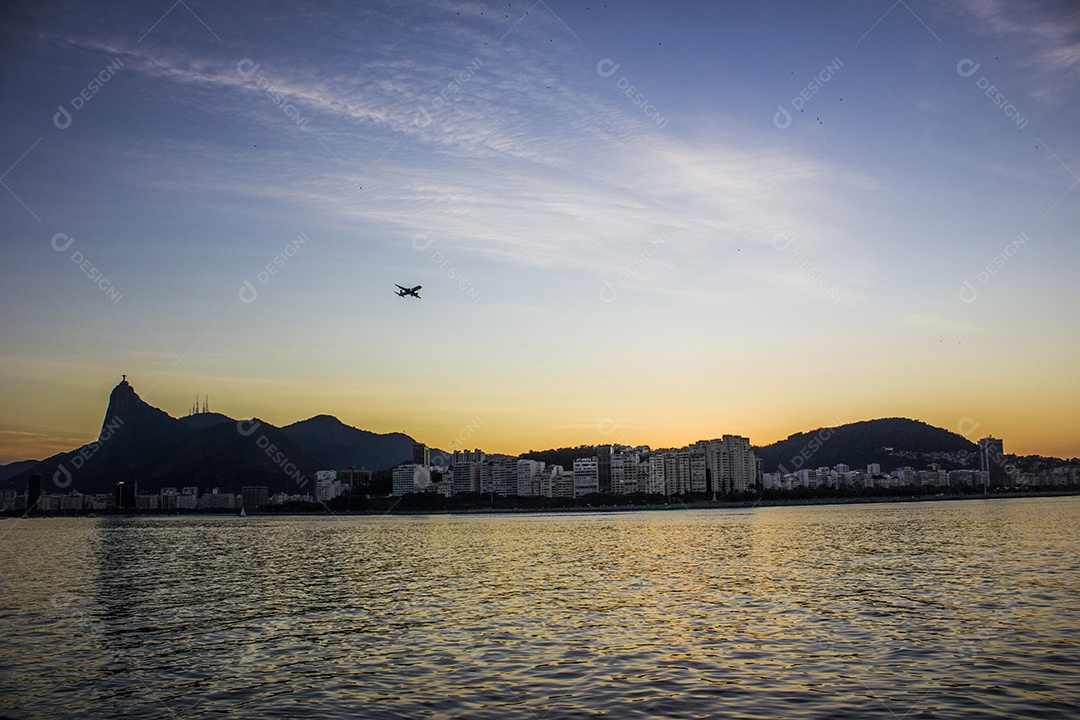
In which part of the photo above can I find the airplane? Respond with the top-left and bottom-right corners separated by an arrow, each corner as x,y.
395,284 -> 422,299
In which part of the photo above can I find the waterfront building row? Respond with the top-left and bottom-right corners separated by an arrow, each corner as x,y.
392,436 -> 760,498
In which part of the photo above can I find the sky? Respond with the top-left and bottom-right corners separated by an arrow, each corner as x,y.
1,0 -> 1078,464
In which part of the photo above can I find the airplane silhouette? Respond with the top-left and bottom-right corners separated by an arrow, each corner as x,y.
395,284 -> 422,298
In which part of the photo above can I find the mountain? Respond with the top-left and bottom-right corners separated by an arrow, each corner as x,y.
178,412 -> 234,431
153,418 -> 321,493
99,378 -> 192,452
0,460 -> 38,483
282,415 -> 415,473
753,418 -> 977,473
7,382 -> 989,497
3,380 -> 421,496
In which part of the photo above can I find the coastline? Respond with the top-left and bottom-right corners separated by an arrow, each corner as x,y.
6,488 -> 1078,519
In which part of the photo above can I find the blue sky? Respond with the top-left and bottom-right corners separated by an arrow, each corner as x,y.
1,0 -> 1078,462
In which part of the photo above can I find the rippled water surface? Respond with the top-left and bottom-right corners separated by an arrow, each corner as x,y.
3,497 -> 1080,719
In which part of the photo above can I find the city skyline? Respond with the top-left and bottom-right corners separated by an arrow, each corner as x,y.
0,374 -> 1050,472
2,1 -> 1079,465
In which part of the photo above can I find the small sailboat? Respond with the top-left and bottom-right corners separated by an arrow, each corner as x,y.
239,506 -> 247,517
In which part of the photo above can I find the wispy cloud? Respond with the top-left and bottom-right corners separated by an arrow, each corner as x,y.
955,0 -> 1080,103
56,23 -> 873,302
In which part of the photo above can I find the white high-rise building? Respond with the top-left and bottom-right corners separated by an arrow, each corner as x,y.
707,435 -> 757,494
892,467 -> 915,486
688,444 -> 708,493
315,470 -> 341,502
392,464 -> 432,495
647,453 -> 667,494
663,451 -> 693,495
485,458 -> 518,496
517,459 -> 545,496
315,476 -> 342,502
573,457 -> 598,497
451,461 -> 482,494
611,451 -> 643,494
542,465 -> 574,498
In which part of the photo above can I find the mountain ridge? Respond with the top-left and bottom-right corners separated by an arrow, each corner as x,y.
1,382 -> 1026,496
753,417 -> 977,473
3,380 -> 417,496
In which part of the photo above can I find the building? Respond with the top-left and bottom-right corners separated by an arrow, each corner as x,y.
762,472 -> 781,490
314,473 -> 341,502
978,437 -> 1007,488
451,460 -> 482,495
892,467 -> 915,485
115,480 -> 137,510
84,493 -> 111,510
176,487 -> 199,510
517,459 -> 545,496
688,446 -> 708,493
647,453 -> 667,494
537,464 -> 557,497
392,464 -> 432,496
59,491 -> 85,511
482,458 -> 518,496
714,435 -> 756,494
451,449 -> 485,465
199,490 -> 237,510
338,469 -> 372,491
242,486 -> 269,510
412,443 -> 430,467
538,465 -> 573,498
917,470 -> 946,487
660,451 -> 695,495
948,469 -> 988,488
26,474 -> 42,515
573,457 -> 599,496
597,445 -> 612,494
611,450 -> 643,494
